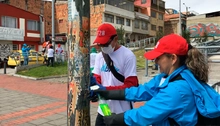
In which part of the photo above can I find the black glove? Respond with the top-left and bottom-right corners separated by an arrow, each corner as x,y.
94,90 -> 125,100
104,113 -> 127,126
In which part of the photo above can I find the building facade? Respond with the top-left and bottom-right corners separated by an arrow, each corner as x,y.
135,0 -> 165,36
0,3 -> 44,58
90,0 -> 138,45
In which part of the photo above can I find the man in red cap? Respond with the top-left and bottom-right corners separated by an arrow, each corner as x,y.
55,43 -> 63,64
90,23 -> 139,126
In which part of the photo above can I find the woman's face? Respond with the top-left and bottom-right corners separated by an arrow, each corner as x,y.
155,54 -> 177,75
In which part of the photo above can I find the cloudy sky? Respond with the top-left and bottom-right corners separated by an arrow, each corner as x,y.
164,0 -> 220,14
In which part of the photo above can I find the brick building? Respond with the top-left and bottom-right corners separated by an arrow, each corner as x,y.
0,3 -> 44,58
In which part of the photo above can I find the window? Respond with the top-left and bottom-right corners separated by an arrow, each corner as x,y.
1,16 -> 17,28
159,13 -> 163,20
152,0 -> 157,4
158,26 -> 163,32
106,0 -> 134,12
29,45 -> 35,50
126,19 -> 130,26
141,0 -> 146,4
134,20 -> 139,28
151,11 -> 157,18
93,0 -> 105,5
27,20 -> 40,31
59,19 -> 63,23
151,24 -> 156,31
104,13 -> 114,23
13,44 -> 18,50
116,16 -> 124,25
159,1 -> 165,7
141,21 -> 148,30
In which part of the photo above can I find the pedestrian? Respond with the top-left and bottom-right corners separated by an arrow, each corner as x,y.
90,23 -> 139,126
90,47 -> 97,73
93,34 -> 220,126
21,43 -> 31,65
47,45 -> 54,67
55,43 -> 63,64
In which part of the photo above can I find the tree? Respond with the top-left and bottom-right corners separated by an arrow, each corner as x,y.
203,32 -> 208,42
182,30 -> 191,43
116,25 -> 125,45
155,31 -> 164,42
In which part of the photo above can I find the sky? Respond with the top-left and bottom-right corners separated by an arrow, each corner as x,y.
164,0 -> 220,14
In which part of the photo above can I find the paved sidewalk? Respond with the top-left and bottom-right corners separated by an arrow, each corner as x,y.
0,62 -> 219,126
0,74 -> 144,126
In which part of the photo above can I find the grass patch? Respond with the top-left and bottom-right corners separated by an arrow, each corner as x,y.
133,49 -> 146,69
17,62 -> 68,78
17,49 -> 147,78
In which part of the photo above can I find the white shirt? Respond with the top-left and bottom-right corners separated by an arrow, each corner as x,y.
93,46 -> 137,115
56,47 -> 63,55
47,48 -> 54,57
90,52 -> 97,68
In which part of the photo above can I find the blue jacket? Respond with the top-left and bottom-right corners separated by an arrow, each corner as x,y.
22,46 -> 31,57
124,65 -> 220,126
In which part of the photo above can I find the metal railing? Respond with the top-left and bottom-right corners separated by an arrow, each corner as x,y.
126,37 -> 156,50
144,46 -> 220,76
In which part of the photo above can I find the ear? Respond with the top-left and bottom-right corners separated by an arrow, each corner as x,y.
114,36 -> 118,41
171,54 -> 178,65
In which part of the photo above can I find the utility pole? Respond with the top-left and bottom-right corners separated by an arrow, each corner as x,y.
67,0 -> 90,126
183,3 -> 190,18
179,0 -> 182,35
52,0 -> 55,47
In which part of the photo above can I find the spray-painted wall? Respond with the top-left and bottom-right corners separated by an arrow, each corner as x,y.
187,15 -> 220,37
187,23 -> 220,37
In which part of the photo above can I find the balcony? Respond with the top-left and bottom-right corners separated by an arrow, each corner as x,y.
104,4 -> 135,19
132,20 -> 149,34
135,12 -> 150,21
151,3 -> 158,10
159,6 -> 165,12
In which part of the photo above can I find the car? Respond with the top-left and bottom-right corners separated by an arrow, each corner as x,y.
7,50 -> 45,67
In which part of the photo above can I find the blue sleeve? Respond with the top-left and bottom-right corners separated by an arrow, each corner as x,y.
21,47 -> 26,52
27,47 -> 31,51
125,74 -> 163,101
124,83 -> 184,126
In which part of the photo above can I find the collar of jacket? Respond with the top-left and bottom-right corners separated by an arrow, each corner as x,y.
158,65 -> 187,88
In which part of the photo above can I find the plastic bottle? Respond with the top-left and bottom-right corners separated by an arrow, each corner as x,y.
90,85 -> 112,116
98,95 -> 111,116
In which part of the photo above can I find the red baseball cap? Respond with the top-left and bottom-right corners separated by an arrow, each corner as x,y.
93,23 -> 117,45
144,34 -> 188,60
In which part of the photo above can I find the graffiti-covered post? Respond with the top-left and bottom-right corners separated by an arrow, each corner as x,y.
67,0 -> 90,126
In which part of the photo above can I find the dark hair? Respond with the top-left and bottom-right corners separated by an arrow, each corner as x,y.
178,46 -> 209,83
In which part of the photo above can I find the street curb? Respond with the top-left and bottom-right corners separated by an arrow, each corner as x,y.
12,74 -> 68,80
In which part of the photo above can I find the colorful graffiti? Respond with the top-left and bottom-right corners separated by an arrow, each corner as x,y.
187,23 -> 220,37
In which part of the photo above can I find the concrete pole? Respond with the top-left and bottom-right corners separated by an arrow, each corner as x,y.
67,0 -> 90,126
52,0 -> 55,47
179,0 -> 182,35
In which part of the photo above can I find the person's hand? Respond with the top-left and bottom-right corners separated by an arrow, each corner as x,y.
88,76 -> 106,102
90,76 -> 97,86
103,113 -> 126,126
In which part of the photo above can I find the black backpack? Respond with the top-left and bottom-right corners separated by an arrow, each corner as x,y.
168,75 -> 220,126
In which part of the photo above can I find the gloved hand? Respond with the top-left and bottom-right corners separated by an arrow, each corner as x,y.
90,76 -> 97,86
103,113 -> 127,126
88,76 -> 106,102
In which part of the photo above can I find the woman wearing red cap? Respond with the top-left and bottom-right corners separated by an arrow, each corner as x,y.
92,34 -> 220,126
